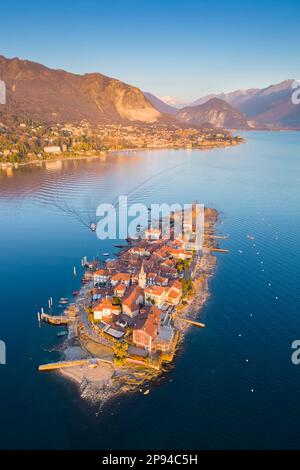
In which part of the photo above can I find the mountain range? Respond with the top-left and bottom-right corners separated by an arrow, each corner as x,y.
0,54 -> 299,130
146,80 -> 299,129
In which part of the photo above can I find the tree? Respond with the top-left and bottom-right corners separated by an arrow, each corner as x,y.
113,341 -> 128,365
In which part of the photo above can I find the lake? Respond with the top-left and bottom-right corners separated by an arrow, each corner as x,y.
0,131 -> 300,449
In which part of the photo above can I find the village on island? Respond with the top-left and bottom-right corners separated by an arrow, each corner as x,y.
38,205 -> 227,399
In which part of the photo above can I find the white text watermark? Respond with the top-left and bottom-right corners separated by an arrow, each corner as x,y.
291,80 -> 300,105
95,197 -> 204,249
0,340 -> 6,365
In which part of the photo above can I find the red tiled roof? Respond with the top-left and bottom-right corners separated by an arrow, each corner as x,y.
122,285 -> 144,309
134,306 -> 161,338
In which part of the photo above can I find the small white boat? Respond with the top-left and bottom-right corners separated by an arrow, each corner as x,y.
90,223 -> 96,232
103,252 -> 109,256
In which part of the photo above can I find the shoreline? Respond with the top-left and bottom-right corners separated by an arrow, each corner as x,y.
1,139 -> 243,170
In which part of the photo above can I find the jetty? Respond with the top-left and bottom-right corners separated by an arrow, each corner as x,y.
39,357 -> 112,371
174,316 -> 205,328
40,312 -> 74,326
208,247 -> 229,253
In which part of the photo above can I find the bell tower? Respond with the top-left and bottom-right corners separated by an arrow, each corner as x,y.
138,262 -> 147,289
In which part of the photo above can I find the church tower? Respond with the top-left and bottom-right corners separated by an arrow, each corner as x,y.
138,261 -> 147,289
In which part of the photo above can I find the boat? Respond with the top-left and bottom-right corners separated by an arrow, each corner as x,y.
72,290 -> 79,296
103,252 -> 109,256
247,234 -> 255,240
90,223 -> 96,232
143,390 -> 150,395
57,331 -> 68,338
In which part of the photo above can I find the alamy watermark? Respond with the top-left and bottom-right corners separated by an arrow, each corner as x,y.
0,79 -> 6,105
95,197 -> 205,249
0,340 -> 6,365
291,80 -> 300,105
291,340 -> 300,365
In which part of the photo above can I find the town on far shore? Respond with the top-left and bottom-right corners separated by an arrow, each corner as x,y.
39,205 -> 225,384
0,117 -> 244,169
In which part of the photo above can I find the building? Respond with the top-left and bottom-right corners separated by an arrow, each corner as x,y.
154,312 -> 175,352
144,285 -> 168,307
129,246 -> 150,257
122,285 -> 144,318
133,306 -> 161,352
144,228 -> 161,240
93,269 -> 110,285
43,145 -> 62,153
166,280 -> 182,305
168,247 -> 193,260
146,272 -> 157,285
113,282 -> 127,298
110,272 -> 131,287
138,262 -> 147,289
93,297 -> 121,321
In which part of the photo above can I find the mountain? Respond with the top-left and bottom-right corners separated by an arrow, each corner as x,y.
237,80 -> 300,128
0,55 -> 161,124
190,80 -> 299,128
176,98 -> 256,129
143,92 -> 177,115
191,88 -> 260,108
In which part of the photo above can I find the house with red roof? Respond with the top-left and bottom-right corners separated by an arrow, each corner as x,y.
144,285 -> 168,307
110,272 -> 131,287
113,282 -> 127,298
122,285 -> 144,318
93,297 -> 121,321
93,269 -> 110,285
133,306 -> 161,352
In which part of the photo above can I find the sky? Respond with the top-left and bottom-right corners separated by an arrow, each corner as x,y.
1,0 -> 299,102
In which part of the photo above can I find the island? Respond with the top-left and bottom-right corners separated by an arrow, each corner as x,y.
38,206 -> 227,403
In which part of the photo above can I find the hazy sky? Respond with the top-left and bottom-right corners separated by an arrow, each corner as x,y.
1,0 -> 299,101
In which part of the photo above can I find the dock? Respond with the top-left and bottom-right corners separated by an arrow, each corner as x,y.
174,316 -> 205,328
206,234 -> 229,239
40,312 -> 74,326
208,247 -> 229,253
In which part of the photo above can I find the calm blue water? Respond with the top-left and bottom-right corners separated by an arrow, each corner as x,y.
0,131 -> 300,449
